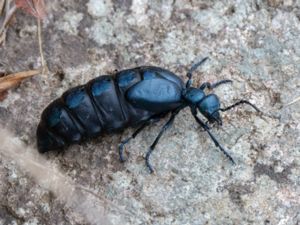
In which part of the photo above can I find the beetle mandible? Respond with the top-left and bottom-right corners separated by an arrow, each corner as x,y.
36,57 -> 260,173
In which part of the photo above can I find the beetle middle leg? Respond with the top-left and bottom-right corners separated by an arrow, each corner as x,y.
119,113 -> 168,162
145,107 -> 184,173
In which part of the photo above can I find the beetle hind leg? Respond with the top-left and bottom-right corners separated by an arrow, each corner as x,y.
119,121 -> 152,162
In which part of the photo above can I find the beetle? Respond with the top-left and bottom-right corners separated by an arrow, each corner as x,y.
37,57 -> 260,173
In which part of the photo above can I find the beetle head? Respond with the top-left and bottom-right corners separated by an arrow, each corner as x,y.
197,94 -> 222,125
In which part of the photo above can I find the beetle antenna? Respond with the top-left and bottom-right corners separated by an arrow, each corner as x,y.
199,79 -> 233,90
186,57 -> 209,88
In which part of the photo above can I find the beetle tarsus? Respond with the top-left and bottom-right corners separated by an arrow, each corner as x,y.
119,139 -> 130,162
145,147 -> 155,173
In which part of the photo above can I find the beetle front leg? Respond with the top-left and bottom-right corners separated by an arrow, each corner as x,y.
191,110 -> 236,165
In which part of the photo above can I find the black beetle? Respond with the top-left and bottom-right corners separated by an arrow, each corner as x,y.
37,58 -> 260,173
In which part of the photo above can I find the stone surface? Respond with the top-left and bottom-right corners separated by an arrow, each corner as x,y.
0,1 -> 299,224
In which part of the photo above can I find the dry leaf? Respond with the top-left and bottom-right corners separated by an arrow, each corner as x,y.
0,69 -> 40,92
15,0 -> 46,19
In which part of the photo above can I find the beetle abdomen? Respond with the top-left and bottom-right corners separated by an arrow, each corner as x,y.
37,66 -> 183,153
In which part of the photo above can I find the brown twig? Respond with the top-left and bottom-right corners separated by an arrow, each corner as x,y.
3,0 -> 49,73
14,0 -> 48,74
0,69 -> 40,92
15,0 -> 46,19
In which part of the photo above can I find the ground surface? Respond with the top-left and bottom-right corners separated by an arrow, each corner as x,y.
0,0 -> 299,225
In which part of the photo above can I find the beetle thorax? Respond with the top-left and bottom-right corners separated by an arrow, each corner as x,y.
182,87 -> 205,105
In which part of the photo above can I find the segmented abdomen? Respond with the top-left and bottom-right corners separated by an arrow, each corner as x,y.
37,69 -> 154,152
37,66 -> 184,152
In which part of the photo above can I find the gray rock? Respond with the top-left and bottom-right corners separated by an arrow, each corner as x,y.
0,0 -> 299,224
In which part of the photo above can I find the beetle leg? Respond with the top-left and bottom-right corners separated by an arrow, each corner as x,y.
186,57 -> 209,88
145,108 -> 183,173
199,79 -> 232,90
119,120 -> 153,162
119,113 -> 169,162
219,100 -> 261,113
192,111 -> 236,165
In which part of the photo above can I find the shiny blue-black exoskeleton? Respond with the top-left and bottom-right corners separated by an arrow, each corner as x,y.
37,58 -> 260,173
